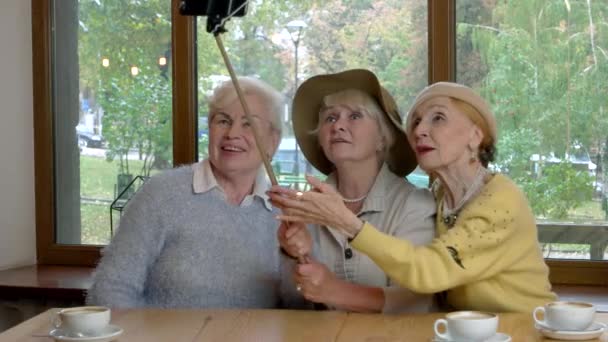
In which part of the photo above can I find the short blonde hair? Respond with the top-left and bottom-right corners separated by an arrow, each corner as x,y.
310,89 -> 395,161
208,77 -> 284,139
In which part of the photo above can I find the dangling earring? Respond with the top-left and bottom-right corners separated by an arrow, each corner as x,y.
377,138 -> 385,153
468,145 -> 477,164
470,151 -> 477,163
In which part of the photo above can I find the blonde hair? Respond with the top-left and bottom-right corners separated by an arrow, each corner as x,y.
208,77 -> 284,139
309,89 -> 395,161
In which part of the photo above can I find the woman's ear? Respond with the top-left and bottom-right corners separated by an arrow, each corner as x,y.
468,125 -> 483,150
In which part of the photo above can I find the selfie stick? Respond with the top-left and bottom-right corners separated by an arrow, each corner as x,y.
189,2 -> 310,264
206,3 -> 278,187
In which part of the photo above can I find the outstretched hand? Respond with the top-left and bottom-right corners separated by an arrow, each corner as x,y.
268,175 -> 363,238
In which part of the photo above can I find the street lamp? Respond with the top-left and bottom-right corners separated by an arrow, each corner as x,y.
286,19 -> 307,180
130,65 -> 140,76
158,44 -> 171,80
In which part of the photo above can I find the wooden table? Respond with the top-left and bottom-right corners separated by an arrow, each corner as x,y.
1,309 -> 607,341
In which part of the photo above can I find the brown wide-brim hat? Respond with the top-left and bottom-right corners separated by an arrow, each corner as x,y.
292,69 -> 417,177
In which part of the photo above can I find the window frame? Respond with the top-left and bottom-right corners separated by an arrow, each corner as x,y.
32,0 -> 197,265
32,0 -> 608,284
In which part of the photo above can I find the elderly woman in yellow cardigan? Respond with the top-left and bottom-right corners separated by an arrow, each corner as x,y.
270,82 -> 556,313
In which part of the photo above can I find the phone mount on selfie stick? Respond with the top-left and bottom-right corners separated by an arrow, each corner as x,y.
179,1 -> 313,265
179,0 -> 278,185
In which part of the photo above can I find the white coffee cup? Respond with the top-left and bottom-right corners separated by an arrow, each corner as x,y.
434,311 -> 498,342
53,306 -> 111,335
533,301 -> 595,331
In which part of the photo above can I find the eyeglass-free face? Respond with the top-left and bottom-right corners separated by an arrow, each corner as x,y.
208,94 -> 279,180
317,104 -> 384,168
407,96 -> 482,174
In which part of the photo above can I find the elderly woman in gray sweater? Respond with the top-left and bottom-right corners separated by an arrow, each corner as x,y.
87,77 -> 304,309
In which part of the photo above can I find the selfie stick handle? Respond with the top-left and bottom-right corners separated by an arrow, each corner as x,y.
213,18 -> 311,266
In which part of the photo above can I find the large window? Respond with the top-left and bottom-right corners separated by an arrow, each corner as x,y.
33,0 -> 608,283
34,0 -> 173,264
457,0 -> 608,261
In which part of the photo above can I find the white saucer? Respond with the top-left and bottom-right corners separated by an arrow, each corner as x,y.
432,332 -> 511,342
49,324 -> 123,342
535,321 -> 606,341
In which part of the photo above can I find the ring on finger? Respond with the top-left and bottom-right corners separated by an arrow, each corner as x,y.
296,284 -> 302,292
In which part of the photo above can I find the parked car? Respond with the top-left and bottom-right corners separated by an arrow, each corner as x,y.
76,125 -> 105,148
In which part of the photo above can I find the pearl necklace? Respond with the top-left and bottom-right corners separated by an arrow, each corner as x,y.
342,193 -> 368,203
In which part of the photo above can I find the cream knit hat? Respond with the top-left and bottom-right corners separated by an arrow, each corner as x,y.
405,82 -> 497,145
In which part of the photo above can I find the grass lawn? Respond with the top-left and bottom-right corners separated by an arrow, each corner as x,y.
79,155 -> 147,244
567,200 -> 606,222
81,203 -> 112,245
80,155 -> 146,200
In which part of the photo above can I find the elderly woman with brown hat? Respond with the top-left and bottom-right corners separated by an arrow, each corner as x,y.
274,69 -> 436,313
271,82 -> 556,313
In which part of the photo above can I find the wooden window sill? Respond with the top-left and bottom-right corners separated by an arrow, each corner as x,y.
0,265 -> 93,302
0,266 -> 605,310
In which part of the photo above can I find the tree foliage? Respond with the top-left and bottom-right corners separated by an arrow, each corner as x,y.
302,0 -> 427,110
459,0 -> 608,220
78,0 -> 172,176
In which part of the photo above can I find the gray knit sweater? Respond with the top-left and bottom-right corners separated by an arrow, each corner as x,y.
86,165 -> 305,309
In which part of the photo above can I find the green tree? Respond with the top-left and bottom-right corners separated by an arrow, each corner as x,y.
304,0 -> 425,111
461,0 -> 608,219
78,0 -> 172,178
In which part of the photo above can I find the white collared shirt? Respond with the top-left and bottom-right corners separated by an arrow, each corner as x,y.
191,159 -> 273,210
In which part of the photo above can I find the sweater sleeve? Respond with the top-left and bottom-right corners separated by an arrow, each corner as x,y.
351,182 -> 524,294
86,180 -> 166,308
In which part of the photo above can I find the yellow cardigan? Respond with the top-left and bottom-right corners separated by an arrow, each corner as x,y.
350,174 -> 556,313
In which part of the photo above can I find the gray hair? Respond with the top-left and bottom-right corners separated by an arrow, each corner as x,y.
310,89 -> 396,161
208,76 -> 284,140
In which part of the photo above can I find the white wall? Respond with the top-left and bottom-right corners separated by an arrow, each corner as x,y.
0,1 -> 36,270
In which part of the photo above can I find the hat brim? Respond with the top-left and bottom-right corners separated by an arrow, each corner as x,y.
293,69 -> 417,177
